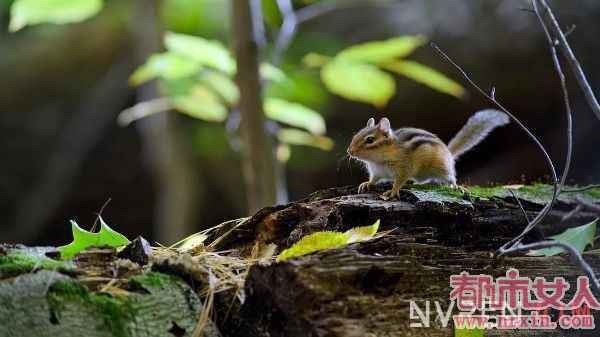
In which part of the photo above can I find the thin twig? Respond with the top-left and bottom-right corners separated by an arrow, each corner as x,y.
531,0 -> 573,221
563,184 -> 600,193
503,240 -> 600,292
538,0 -> 600,120
91,198 -> 112,232
509,189 -> 531,223
273,0 -> 297,65
430,43 -> 559,252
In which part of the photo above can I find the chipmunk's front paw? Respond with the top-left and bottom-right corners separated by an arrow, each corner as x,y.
381,188 -> 401,200
358,181 -> 373,194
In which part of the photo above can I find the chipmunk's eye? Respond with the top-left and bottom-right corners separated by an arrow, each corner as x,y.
365,136 -> 375,144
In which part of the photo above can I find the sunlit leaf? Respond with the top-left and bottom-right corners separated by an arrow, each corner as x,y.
321,59 -> 395,107
338,36 -> 426,63
171,85 -> 228,122
528,219 -> 597,257
264,98 -> 326,135
302,52 -> 331,68
164,31 -> 236,75
260,63 -> 286,82
345,220 -> 379,243
384,60 -> 465,98
277,231 -> 350,262
130,52 -> 202,85
278,128 -> 333,151
201,71 -> 239,105
10,0 -> 103,32
57,217 -> 130,260
277,220 -> 380,262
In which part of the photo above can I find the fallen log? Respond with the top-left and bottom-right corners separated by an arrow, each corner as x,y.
1,184 -> 600,337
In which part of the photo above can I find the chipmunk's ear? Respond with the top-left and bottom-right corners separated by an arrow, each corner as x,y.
366,118 -> 375,127
379,117 -> 391,133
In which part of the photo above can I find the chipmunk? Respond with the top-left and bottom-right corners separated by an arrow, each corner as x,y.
347,109 -> 509,199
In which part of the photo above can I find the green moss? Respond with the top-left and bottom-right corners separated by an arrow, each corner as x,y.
0,253 -> 73,277
130,271 -> 173,289
47,280 -> 135,337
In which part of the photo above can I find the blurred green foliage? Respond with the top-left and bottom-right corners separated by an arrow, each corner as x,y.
6,0 -> 465,164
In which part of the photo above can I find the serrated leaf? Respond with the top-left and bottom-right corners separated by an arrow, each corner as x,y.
201,71 -> 239,105
264,98 -> 326,135
277,220 -> 380,262
171,85 -> 228,122
277,128 -> 333,151
528,219 -> 598,257
10,0 -> 103,32
164,31 -> 236,75
130,52 -> 202,86
321,59 -> 395,107
384,60 -> 465,98
345,220 -> 379,243
338,36 -> 426,63
57,217 -> 130,260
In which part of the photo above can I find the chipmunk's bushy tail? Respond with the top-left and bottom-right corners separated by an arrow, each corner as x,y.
448,109 -> 509,159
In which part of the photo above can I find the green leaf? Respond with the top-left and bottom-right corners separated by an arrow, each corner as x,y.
383,60 -> 465,98
302,52 -> 331,68
130,52 -> 202,86
264,98 -> 326,135
277,220 -> 380,262
164,31 -> 236,75
277,231 -> 350,262
260,63 -> 287,82
278,128 -> 334,151
201,71 -> 239,105
171,85 -> 228,122
338,36 -> 426,63
345,220 -> 380,243
10,0 -> 103,32
528,219 -> 598,257
57,217 -> 130,260
321,59 -> 395,107
455,327 -> 485,337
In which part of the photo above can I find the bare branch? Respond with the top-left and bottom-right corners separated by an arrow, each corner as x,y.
563,184 -> 600,193
538,0 -> 600,120
430,43 -> 559,252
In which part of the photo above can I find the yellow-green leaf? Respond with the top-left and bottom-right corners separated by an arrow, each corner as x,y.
57,218 -> 129,260
528,219 -> 597,257
171,86 -> 228,122
338,36 -> 426,63
264,98 -> 326,135
277,128 -> 333,151
345,220 -> 379,243
277,220 -> 380,262
322,59 -> 395,107
277,231 -> 350,262
129,52 -> 202,86
164,32 -> 236,75
260,63 -> 287,82
383,60 -> 465,98
10,0 -> 103,32
201,71 -> 239,105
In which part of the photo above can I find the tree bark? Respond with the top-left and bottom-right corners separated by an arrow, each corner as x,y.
231,0 -> 277,213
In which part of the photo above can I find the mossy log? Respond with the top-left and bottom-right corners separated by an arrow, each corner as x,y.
2,184 -> 600,337
0,247 -> 220,337
216,184 -> 600,337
